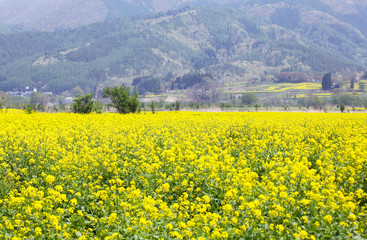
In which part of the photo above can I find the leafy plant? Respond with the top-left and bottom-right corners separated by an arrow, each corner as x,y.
242,92 -> 257,106
340,103 -> 345,113
71,93 -> 94,114
322,72 -> 332,91
149,101 -> 156,114
103,86 -> 139,114
24,104 -> 33,114
359,82 -> 365,91
93,100 -> 103,114
174,101 -> 181,111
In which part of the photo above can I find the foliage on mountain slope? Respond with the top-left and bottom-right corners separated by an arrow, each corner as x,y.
0,5 -> 366,94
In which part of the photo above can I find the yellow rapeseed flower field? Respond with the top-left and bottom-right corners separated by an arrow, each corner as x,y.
0,111 -> 366,239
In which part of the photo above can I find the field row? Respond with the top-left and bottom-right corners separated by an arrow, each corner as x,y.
0,111 -> 366,239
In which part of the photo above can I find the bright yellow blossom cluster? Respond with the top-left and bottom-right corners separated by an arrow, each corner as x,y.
0,111 -> 366,239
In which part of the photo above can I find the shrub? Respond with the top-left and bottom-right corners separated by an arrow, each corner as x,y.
103,86 -> 140,114
71,93 -> 94,114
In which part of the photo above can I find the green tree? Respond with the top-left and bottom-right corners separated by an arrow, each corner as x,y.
350,77 -> 355,89
255,104 -> 260,111
188,102 -> 200,110
103,86 -> 139,114
305,95 -> 323,108
72,86 -> 84,97
0,92 -> 7,109
359,82 -> 365,91
24,104 -> 33,114
242,92 -> 257,105
93,101 -> 103,114
340,103 -> 345,113
322,72 -> 332,91
149,101 -> 156,114
220,102 -> 226,111
71,93 -> 94,114
363,99 -> 367,110
30,92 -> 48,112
331,93 -> 361,106
174,100 -> 181,111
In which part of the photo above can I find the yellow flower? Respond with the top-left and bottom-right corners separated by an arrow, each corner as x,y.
35,227 -> 42,236
56,208 -> 64,214
33,201 -> 43,211
314,221 -> 320,228
1,111 -> 367,239
108,213 -> 118,224
300,230 -> 308,239
340,221 -> 349,227
202,195 -> 210,204
272,225 -> 282,234
348,214 -> 357,221
169,231 -> 183,239
172,203 -> 179,211
48,215 -> 59,227
162,183 -> 170,193
69,198 -> 78,206
165,223 -> 173,231
45,175 -> 55,185
181,179 -> 188,188
55,185 -> 63,192
301,216 -> 308,224
323,215 -> 332,224
178,222 -> 187,229
222,204 -> 232,212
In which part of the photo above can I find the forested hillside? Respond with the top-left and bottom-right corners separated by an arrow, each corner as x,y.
0,3 -> 366,94
1,0 -> 367,33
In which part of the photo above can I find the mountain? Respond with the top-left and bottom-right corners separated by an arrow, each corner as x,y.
1,0 -> 367,32
0,2 -> 367,94
0,0 -> 184,31
0,0 -> 107,31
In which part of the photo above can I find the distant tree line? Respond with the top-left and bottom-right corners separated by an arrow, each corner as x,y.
275,72 -> 310,83
171,73 -> 213,90
132,76 -> 161,95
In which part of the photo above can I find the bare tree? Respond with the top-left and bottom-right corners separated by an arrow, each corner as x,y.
187,81 -> 220,103
0,91 -> 8,108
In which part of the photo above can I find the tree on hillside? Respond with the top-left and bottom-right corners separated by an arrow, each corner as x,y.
359,82 -> 365,91
275,72 -> 309,83
103,86 -> 139,114
72,86 -> 84,97
322,72 -> 332,91
350,77 -> 355,89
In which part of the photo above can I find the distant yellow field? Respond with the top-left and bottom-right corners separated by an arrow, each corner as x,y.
266,82 -> 320,92
0,112 -> 366,239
